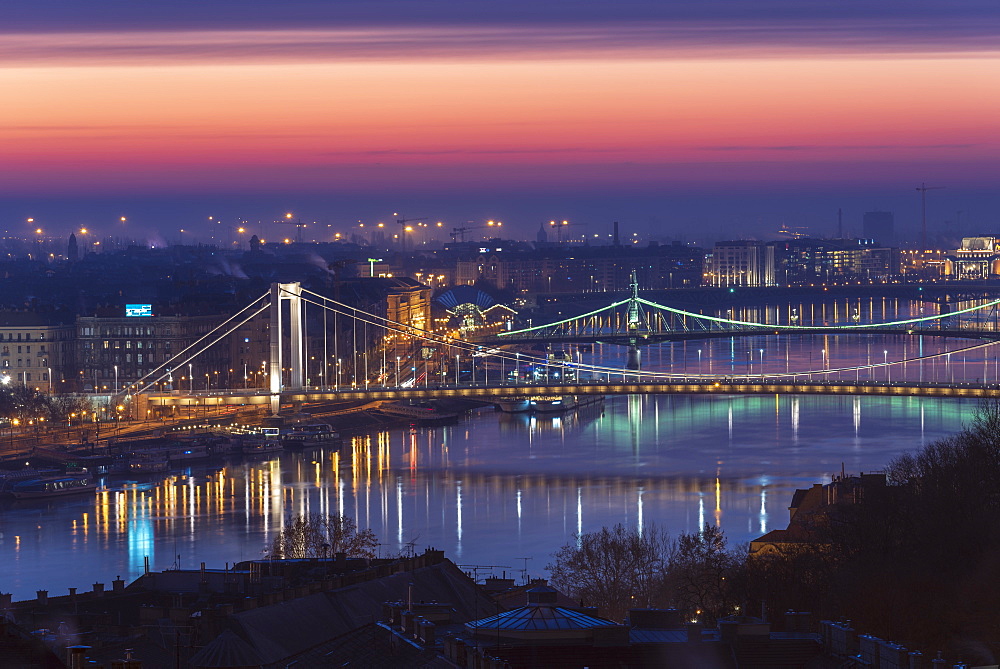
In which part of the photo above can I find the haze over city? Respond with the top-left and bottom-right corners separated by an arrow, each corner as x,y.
3,0 -> 999,242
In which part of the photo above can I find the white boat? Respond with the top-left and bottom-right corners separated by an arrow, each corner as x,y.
9,474 -> 97,499
496,398 -> 531,413
530,395 -> 603,413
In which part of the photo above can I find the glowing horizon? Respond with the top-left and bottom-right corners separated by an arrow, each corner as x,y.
1,19 -> 998,202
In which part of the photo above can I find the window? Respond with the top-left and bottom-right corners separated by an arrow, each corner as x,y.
25,373 -> 30,382
42,373 -> 48,381
103,341 -> 110,349
16,346 -> 21,354
25,346 -> 29,354
41,359 -> 47,367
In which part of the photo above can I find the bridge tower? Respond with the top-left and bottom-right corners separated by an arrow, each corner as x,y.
626,270 -> 642,370
269,282 -> 305,416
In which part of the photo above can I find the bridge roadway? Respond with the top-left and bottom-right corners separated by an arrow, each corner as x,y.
136,379 -> 1000,409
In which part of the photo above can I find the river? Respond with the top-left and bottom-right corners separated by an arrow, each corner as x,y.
1,296 -> 996,599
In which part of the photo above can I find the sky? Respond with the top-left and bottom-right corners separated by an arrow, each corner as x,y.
1,1 -> 999,244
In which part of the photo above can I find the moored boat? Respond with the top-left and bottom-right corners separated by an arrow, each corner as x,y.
9,474 -> 97,499
282,423 -> 340,449
495,398 -> 531,413
529,395 -> 603,413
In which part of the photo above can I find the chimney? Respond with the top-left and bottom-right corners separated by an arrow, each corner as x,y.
36,590 -> 48,606
112,576 -> 126,593
66,645 -> 91,669
93,583 -> 105,597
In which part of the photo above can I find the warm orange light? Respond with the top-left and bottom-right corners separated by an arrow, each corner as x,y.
285,212 -> 293,219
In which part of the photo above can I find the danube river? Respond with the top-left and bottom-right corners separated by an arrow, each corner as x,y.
0,382 -> 981,599
3,293 -> 999,598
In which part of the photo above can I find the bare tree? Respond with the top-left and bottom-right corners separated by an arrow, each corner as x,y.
268,513 -> 378,560
547,523 -> 672,622
663,524 -> 743,623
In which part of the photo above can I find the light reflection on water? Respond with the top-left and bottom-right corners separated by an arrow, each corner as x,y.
0,389 -> 977,599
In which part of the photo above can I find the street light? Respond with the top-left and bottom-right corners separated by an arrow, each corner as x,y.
883,350 -> 889,383
114,365 -> 118,394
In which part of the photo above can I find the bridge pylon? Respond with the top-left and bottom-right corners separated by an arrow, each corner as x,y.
269,282 -> 305,416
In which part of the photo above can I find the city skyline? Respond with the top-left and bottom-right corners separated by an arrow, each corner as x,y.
1,1 -> 998,239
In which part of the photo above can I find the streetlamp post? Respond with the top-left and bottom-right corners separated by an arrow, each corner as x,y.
114,365 -> 118,394
883,350 -> 889,383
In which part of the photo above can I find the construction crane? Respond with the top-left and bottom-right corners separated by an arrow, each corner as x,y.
916,183 -> 945,251
394,214 -> 428,251
450,220 -> 503,242
275,212 -> 307,243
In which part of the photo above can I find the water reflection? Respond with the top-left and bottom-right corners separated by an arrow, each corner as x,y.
0,380 -> 983,599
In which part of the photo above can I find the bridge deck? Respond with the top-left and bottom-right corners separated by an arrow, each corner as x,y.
139,381 -> 1000,406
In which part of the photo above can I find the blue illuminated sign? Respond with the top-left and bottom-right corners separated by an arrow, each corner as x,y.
125,304 -> 153,317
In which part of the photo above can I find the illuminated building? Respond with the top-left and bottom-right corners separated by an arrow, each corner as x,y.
0,311 -> 75,391
76,310 -> 228,393
942,237 -> 1000,280
703,241 -> 777,287
776,238 -> 899,284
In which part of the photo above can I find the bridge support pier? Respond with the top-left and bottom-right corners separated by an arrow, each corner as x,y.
269,282 -> 305,416
626,345 -> 641,370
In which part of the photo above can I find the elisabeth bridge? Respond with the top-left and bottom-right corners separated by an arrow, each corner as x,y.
122,278 -> 1000,414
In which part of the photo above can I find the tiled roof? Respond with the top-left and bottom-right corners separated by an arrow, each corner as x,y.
188,629 -> 263,668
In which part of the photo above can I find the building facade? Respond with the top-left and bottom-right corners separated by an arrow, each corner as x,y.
76,312 -> 230,392
0,312 -> 76,391
704,241 -> 777,287
942,236 -> 1000,280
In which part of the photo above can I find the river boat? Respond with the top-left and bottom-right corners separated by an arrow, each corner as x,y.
9,474 -> 97,500
282,423 -> 340,448
126,452 -> 170,474
530,395 -> 603,413
241,437 -> 283,456
495,397 -> 531,413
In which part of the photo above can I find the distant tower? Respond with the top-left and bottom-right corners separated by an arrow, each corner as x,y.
863,211 -> 894,246
613,221 -> 621,246
67,233 -> 78,262
837,208 -> 843,238
536,222 -> 547,244
249,234 -> 262,253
